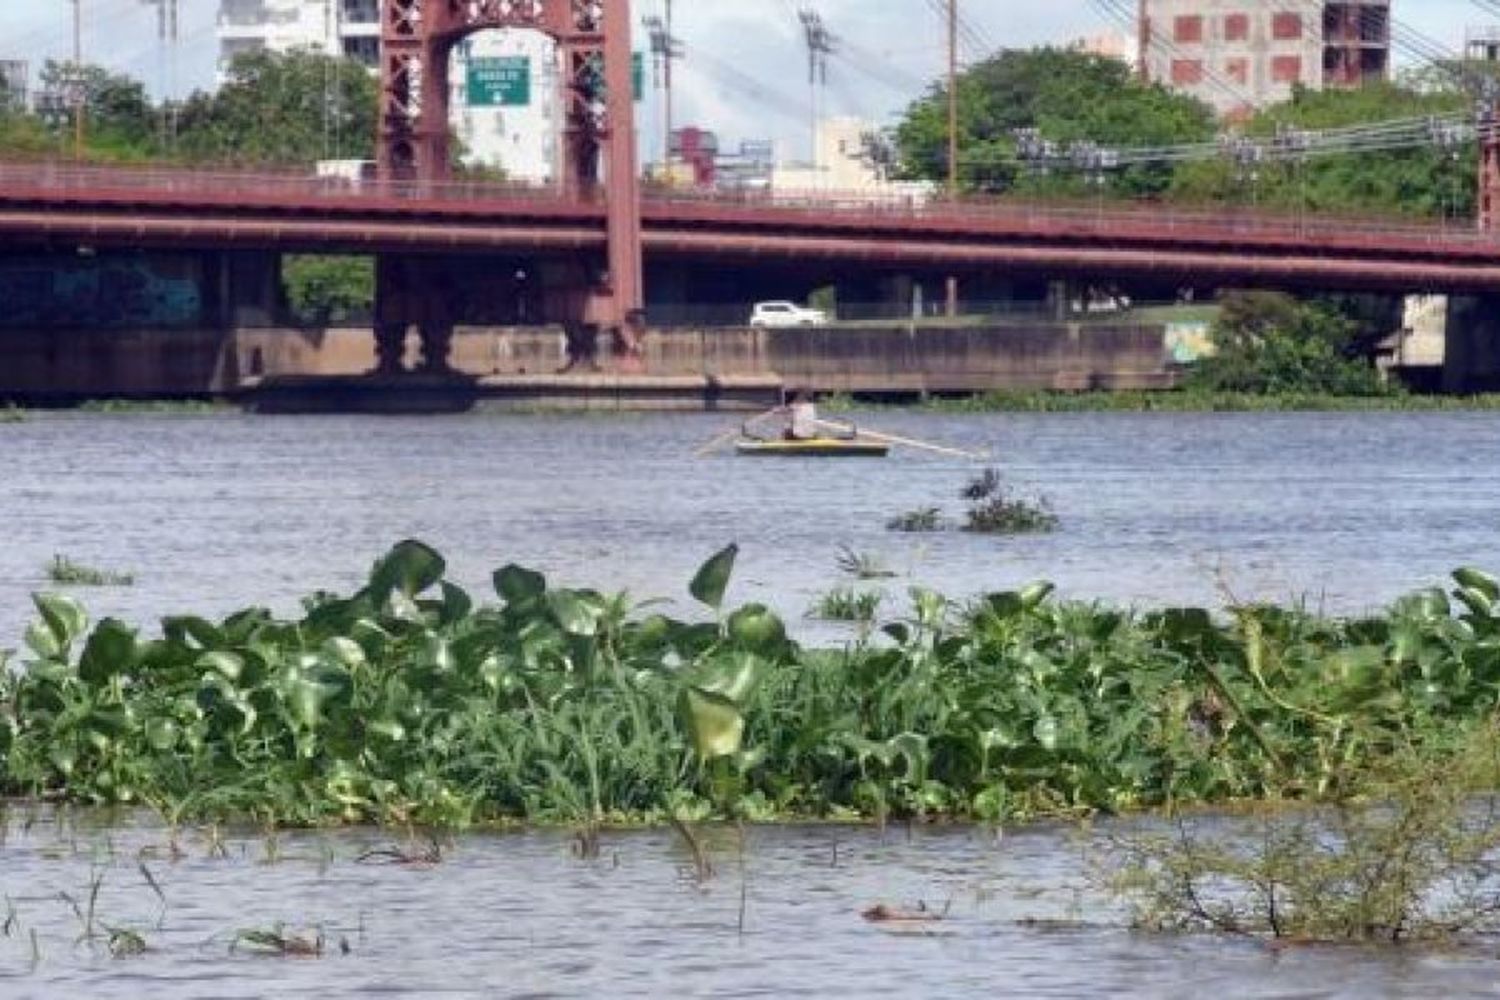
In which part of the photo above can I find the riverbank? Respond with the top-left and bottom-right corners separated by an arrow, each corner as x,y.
828,389 -> 1500,413
3,540 -> 1497,831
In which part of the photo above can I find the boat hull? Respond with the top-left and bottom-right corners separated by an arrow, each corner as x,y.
734,438 -> 890,457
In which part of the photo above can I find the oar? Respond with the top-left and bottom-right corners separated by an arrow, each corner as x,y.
818,420 -> 989,461
695,408 -> 778,457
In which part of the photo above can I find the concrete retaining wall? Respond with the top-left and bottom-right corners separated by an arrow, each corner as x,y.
0,322 -> 1176,402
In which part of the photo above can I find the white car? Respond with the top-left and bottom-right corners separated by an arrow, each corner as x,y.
749,301 -> 829,328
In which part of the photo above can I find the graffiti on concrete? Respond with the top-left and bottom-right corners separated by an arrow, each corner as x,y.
0,257 -> 202,329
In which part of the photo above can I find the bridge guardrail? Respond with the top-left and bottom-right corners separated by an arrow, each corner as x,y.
0,158 -> 1496,251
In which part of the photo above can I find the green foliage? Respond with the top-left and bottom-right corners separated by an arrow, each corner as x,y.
886,507 -> 945,533
174,49 -> 376,165
1188,292 -> 1389,396
6,544 -> 1500,833
46,555 -> 134,588
961,469 -> 1058,535
1171,83 -> 1473,219
37,61 -> 157,159
281,256 -> 375,327
1112,716 -> 1500,943
808,587 -> 882,623
894,48 -> 1216,196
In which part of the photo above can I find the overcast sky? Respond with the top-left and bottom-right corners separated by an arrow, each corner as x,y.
1,0 -> 1492,159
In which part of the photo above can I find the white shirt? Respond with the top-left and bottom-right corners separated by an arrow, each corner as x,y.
790,401 -> 819,439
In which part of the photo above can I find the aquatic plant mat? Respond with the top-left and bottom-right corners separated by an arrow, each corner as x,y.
4,542 -> 1500,841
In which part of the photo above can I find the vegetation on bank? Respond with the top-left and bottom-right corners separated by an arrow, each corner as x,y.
4,542 -> 1500,837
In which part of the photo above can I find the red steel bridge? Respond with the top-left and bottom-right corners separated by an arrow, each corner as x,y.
2,0 -> 1499,373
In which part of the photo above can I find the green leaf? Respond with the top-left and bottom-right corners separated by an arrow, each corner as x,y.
198,651 -> 245,683
694,653 -> 764,705
145,717 -> 179,751
369,539 -> 446,599
725,605 -> 787,655
680,686 -> 746,759
78,619 -> 138,687
689,544 -> 738,611
547,591 -> 601,637
1033,716 -> 1059,752
494,564 -> 547,604
24,621 -> 63,660
32,593 -> 88,655
1454,568 -> 1500,602
1019,581 -> 1056,610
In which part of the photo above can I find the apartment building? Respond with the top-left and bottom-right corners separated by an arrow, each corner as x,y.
1140,1 -> 1391,118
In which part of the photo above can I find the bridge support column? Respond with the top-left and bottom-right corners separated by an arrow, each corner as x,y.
374,256 -> 457,376
1443,296 -> 1500,394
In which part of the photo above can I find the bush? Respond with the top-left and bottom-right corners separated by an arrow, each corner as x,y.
1187,292 -> 1390,397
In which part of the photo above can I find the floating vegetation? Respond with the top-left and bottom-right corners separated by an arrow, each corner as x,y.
885,507 -> 945,533
1109,734 -> 1500,944
105,926 -> 147,958
808,587 -> 882,623
356,839 -> 444,867
3,543 -> 1500,839
232,925 -> 326,958
961,470 -> 1059,535
835,546 -> 897,580
0,405 -> 25,424
46,555 -> 136,588
76,399 -> 227,415
886,471 -> 1057,536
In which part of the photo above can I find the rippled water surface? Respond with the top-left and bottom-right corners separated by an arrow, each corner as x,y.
3,410 -> 1500,994
1,410 -> 1497,639
3,813 -> 1500,999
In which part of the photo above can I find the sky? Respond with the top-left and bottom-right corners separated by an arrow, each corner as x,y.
0,0 -> 1494,160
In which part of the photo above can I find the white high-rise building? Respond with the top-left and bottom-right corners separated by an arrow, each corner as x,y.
214,0 -> 558,181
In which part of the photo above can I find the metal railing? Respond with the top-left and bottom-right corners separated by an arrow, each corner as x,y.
0,157 -> 1496,252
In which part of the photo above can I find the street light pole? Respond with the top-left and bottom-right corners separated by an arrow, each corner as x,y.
72,0 -> 86,160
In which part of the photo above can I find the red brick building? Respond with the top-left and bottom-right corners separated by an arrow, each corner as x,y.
1139,1 -> 1391,118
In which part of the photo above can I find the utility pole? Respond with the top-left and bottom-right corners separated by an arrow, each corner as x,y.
70,0 -> 85,161
945,0 -> 959,317
799,9 -> 835,173
643,1 -> 682,175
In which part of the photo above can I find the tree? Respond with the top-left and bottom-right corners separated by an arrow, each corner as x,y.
36,61 -> 158,159
1188,291 -> 1388,396
1169,82 -> 1474,219
174,49 -> 377,166
893,48 -> 1217,197
281,255 -> 375,326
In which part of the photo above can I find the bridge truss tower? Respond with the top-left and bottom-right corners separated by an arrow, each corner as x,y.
376,0 -> 643,373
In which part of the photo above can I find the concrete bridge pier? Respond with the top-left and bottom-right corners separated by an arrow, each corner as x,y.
1443,296 -> 1500,393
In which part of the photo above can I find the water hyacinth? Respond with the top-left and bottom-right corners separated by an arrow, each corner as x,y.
1,542 -> 1499,830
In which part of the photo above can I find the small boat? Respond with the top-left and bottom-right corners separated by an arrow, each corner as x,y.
734,437 -> 890,457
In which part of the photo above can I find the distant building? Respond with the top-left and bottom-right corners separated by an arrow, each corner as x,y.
1139,1 -> 1391,118
215,0 -> 558,181
1071,32 -> 1136,69
0,59 -> 26,112
773,117 -> 923,195
1467,25 -> 1500,63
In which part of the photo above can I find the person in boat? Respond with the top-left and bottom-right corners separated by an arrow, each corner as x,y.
782,388 -> 820,441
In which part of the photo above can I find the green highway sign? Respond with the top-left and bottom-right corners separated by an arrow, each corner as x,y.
467,56 -> 530,107
633,51 -> 644,102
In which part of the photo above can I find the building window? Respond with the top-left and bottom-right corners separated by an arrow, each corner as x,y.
1225,57 -> 1249,84
1223,13 -> 1249,42
1174,15 -> 1204,44
1272,13 -> 1302,40
1271,55 -> 1302,83
1171,59 -> 1204,84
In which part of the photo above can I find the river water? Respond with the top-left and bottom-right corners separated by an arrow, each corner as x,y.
2,810 -> 1499,999
3,409 -> 1500,996
0,410 -> 1497,640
